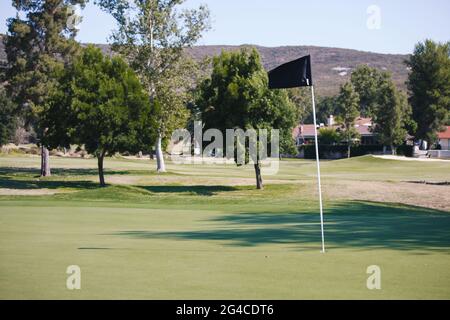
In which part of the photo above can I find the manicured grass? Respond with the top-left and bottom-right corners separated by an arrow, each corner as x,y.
0,154 -> 449,299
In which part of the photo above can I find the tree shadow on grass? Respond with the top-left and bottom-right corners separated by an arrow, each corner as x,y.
0,175 -> 98,189
0,166 -> 146,190
140,185 -> 238,196
0,167 -> 136,177
111,201 -> 450,251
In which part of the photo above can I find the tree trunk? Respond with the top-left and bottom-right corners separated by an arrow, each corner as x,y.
40,146 -> 51,177
347,143 -> 351,158
155,133 -> 166,172
391,144 -> 396,155
254,162 -> 263,190
98,153 -> 106,187
420,140 -> 428,150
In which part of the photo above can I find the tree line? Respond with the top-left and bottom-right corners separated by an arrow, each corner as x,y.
298,43 -> 450,158
0,0 -> 449,188
0,0 -> 210,185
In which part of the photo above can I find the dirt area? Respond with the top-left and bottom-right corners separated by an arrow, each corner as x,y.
0,188 -> 72,196
102,175 -> 145,185
133,176 -> 450,211
321,180 -> 449,211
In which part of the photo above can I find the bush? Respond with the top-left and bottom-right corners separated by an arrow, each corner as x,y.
300,144 -> 385,159
318,127 -> 340,144
396,144 -> 414,157
300,144 -> 414,159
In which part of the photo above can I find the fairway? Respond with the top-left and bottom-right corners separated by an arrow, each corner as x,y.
0,154 -> 449,299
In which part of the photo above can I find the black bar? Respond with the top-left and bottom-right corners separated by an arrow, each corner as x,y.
0,300 -> 445,319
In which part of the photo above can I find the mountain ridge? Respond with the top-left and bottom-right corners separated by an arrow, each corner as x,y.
185,44 -> 409,96
0,35 -> 410,96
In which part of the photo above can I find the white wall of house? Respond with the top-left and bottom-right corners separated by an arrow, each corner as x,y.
438,138 -> 450,150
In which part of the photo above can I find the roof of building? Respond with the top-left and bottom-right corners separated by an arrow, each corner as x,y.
292,124 -> 317,139
353,117 -> 373,135
354,117 -> 372,126
438,126 -> 450,139
293,117 -> 374,138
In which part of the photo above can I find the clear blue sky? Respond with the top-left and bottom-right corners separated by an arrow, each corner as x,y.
1,0 -> 449,54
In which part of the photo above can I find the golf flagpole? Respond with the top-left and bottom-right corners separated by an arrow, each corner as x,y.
309,82 -> 325,253
266,55 -> 325,252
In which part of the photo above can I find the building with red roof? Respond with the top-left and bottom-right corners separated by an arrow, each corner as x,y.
292,116 -> 376,146
437,126 -> 450,150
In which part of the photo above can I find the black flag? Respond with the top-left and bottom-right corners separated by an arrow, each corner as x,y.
268,55 -> 312,89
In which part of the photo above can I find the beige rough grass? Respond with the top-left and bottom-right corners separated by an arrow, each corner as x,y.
0,188 -> 72,196
320,180 -> 450,211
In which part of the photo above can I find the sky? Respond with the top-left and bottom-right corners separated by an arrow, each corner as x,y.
0,0 -> 449,54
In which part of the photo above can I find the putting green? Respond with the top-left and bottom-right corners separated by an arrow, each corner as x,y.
1,199 -> 449,299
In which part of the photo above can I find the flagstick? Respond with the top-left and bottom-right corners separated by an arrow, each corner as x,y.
310,85 -> 325,253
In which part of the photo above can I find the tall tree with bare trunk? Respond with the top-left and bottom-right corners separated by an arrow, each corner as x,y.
97,0 -> 210,172
5,0 -> 87,176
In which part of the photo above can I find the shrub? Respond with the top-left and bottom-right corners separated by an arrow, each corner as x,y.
319,127 -> 340,144
300,143 -> 414,159
396,144 -> 414,157
300,144 -> 386,159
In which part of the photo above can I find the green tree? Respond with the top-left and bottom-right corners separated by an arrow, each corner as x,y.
97,0 -> 210,172
287,87 -> 311,123
336,82 -> 360,158
319,96 -> 336,122
42,46 -> 158,186
316,96 -> 338,124
319,127 -> 340,145
350,65 -> 390,117
0,85 -> 17,147
406,40 -> 450,144
5,0 -> 86,176
196,49 -> 298,189
373,79 -> 415,155
298,94 -> 337,125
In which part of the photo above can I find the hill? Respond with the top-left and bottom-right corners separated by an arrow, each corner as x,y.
187,45 -> 410,96
0,35 -> 410,96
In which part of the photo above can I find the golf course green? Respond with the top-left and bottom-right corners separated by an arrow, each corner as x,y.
0,154 -> 449,299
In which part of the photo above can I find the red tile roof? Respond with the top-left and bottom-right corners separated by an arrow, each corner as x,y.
353,117 -> 373,135
438,126 -> 450,139
292,124 -> 317,138
292,117 -> 374,138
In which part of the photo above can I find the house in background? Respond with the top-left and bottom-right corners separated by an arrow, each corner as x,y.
426,126 -> 450,159
437,126 -> 450,150
293,115 -> 376,147
292,124 -> 317,146
354,117 -> 376,144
